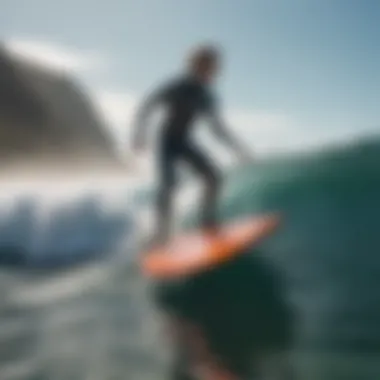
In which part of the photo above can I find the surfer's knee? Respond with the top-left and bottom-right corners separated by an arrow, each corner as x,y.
157,183 -> 176,211
206,170 -> 221,192
159,177 -> 177,196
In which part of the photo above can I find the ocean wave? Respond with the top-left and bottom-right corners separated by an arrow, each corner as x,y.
0,191 -> 135,269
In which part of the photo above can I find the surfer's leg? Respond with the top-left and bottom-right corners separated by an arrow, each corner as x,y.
153,142 -> 179,245
155,185 -> 174,245
182,143 -> 221,230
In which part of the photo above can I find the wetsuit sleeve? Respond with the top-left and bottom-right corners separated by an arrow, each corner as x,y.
131,81 -> 176,148
206,96 -> 248,155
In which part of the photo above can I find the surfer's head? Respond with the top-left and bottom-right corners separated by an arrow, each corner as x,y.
187,44 -> 221,83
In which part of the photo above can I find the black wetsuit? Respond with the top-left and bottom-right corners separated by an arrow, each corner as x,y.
134,75 -> 241,243
154,76 -> 220,187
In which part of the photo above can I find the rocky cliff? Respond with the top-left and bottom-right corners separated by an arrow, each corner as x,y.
0,44 -> 125,177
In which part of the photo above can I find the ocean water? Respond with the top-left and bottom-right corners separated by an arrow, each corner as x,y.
1,136 -> 380,380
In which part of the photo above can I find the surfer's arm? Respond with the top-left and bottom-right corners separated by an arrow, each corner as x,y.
206,99 -> 251,158
131,82 -> 174,150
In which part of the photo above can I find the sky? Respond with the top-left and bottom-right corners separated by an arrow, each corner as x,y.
1,0 -> 380,159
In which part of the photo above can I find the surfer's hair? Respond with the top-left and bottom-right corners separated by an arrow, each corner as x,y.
188,44 -> 220,72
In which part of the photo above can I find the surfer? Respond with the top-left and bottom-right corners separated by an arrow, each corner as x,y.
132,44 -> 251,246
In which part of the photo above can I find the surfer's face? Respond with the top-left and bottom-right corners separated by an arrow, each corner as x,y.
196,59 -> 219,83
189,46 -> 220,84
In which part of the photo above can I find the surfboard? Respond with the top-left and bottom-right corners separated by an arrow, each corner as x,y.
141,213 -> 280,279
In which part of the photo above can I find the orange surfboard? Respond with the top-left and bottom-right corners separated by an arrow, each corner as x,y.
141,213 -> 281,279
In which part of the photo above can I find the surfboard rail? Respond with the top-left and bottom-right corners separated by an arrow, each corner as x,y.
141,213 -> 281,279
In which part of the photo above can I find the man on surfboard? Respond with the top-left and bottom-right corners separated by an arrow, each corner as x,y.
132,44 -> 251,246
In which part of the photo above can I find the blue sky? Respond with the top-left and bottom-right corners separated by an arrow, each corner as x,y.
2,0 -> 379,156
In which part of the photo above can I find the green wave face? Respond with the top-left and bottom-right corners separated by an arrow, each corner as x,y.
154,137 -> 380,379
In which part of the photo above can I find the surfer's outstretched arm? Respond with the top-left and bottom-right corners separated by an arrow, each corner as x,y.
206,100 -> 251,160
131,82 -> 174,149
